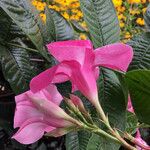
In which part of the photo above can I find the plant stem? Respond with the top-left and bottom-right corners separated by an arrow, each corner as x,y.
95,102 -> 137,150
7,42 -> 39,53
84,125 -> 121,144
30,58 -> 45,62
93,128 -> 121,144
125,133 -> 150,150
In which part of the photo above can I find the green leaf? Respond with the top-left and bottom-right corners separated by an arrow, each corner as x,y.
125,70 -> 150,125
71,20 -> 87,33
99,69 -> 126,131
126,112 -> 138,134
49,9 -> 75,41
79,0 -> 120,48
94,69 -> 125,149
128,33 -> 150,70
144,4 -> 150,31
0,8 -> 12,42
66,131 -> 91,150
66,131 -> 120,150
86,134 -> 120,150
45,7 -> 56,43
0,39 -> 36,94
19,0 -> 48,44
0,0 -> 49,61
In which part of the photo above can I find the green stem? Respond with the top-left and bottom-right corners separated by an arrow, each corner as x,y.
95,102 -> 136,150
83,124 -> 120,144
95,102 -> 111,128
93,128 -> 121,144
7,43 -> 39,53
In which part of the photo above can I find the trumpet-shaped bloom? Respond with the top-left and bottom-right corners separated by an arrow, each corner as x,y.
135,130 -> 149,150
30,40 -> 133,107
127,98 -> 149,149
127,96 -> 134,113
70,94 -> 87,114
13,84 -> 76,144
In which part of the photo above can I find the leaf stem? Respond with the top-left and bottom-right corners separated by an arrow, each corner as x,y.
95,102 -> 137,150
7,42 -> 39,53
83,124 -> 121,144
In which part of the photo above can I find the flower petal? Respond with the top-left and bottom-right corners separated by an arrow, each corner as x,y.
94,43 -> 133,72
14,105 -> 43,128
127,96 -> 134,113
42,84 -> 63,105
14,100 -> 73,129
70,94 -> 87,114
12,118 -> 55,144
47,40 -> 93,65
30,64 -> 71,93
135,130 -> 149,150
45,126 -> 75,137
14,86 -> 72,129
27,92 -> 72,121
63,61 -> 98,105
30,66 -> 57,93
14,92 -> 44,128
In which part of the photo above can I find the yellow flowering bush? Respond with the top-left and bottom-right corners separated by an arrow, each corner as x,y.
31,0 -> 150,41
114,0 -> 149,42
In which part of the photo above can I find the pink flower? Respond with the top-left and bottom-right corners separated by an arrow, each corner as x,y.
135,130 -> 149,150
127,98 -> 149,149
12,85 -> 76,144
70,94 -> 87,114
127,96 -> 134,113
30,40 -> 133,107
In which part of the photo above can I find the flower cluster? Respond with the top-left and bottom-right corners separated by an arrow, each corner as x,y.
31,0 -> 149,41
13,40 -> 133,144
113,0 -> 149,42
12,40 -> 150,149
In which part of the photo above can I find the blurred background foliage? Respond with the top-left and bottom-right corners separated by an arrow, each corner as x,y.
31,0 -> 150,42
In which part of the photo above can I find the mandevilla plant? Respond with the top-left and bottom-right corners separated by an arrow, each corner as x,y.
12,40 -> 149,150
0,0 -> 150,150
11,40 -> 149,150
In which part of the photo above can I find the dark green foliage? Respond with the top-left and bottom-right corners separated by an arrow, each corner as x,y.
79,0 -> 120,48
0,39 -> 36,94
0,0 -> 50,61
125,70 -> 150,125
128,33 -> 150,70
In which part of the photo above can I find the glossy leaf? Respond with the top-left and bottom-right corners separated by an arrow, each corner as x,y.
66,131 -> 120,150
126,112 -> 138,134
0,39 -> 35,94
45,7 -> 56,43
0,0 -> 49,60
0,8 -> 12,42
128,33 -> 150,70
49,9 -> 75,41
79,0 -> 120,48
144,4 -> 150,31
98,69 -> 127,130
71,20 -> 87,33
125,70 -> 150,125
66,131 -> 91,150
86,134 -> 120,150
